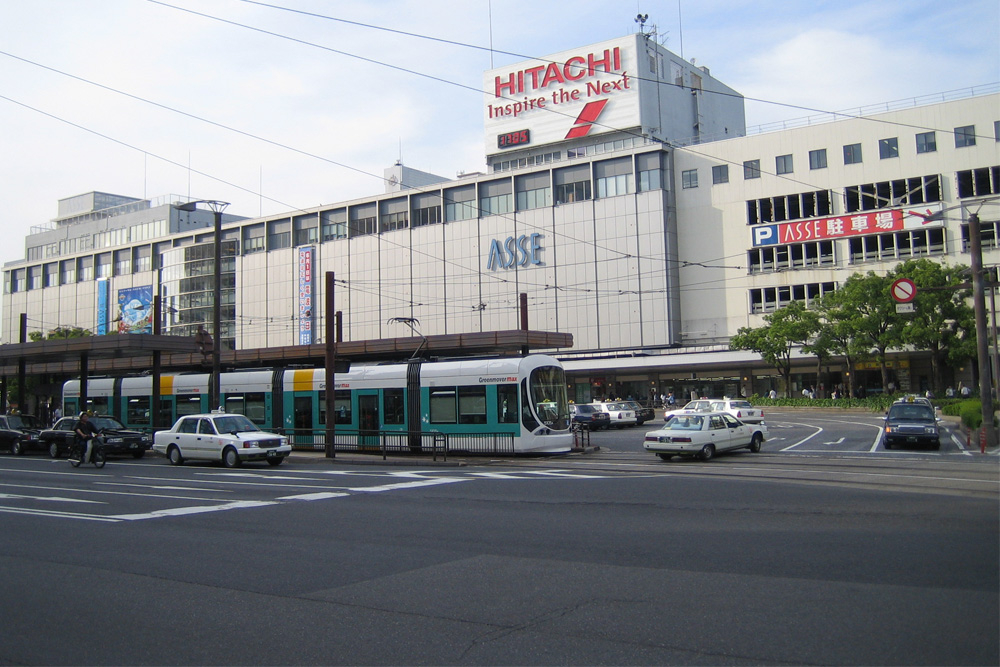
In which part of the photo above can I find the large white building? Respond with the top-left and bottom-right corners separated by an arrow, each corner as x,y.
3,32 -> 998,403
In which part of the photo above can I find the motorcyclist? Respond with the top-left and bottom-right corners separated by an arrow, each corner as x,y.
72,412 -> 99,463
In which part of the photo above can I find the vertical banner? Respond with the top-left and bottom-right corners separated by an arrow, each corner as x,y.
298,246 -> 314,345
96,279 -> 109,335
117,285 -> 153,334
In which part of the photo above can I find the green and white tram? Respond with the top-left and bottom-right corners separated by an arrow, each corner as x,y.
62,354 -> 573,454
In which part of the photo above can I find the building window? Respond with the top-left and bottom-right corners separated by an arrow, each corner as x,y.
844,143 -> 862,165
879,137 -> 899,159
267,220 -> 291,250
712,165 -> 729,184
845,174 -> 942,212
995,120 -> 999,141
681,169 -> 698,189
380,211 -> 408,233
320,209 -> 347,240
293,214 -> 319,246
775,154 -> 793,175
808,149 -> 827,170
848,229 -> 946,263
916,131 -> 937,154
636,153 -> 663,191
479,193 -> 513,216
517,187 -> 551,210
954,125 -> 976,148
746,190 -> 833,225
743,159 -> 761,180
750,282 -> 836,314
412,205 -> 441,227
748,241 -> 835,274
956,166 -> 1000,198
554,180 -> 591,204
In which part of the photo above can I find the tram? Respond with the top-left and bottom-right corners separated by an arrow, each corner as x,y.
62,354 -> 573,454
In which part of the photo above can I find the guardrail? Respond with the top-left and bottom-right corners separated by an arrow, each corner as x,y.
283,429 -> 516,460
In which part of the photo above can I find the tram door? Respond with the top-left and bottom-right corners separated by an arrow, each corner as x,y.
358,391 -> 379,448
293,395 -> 314,447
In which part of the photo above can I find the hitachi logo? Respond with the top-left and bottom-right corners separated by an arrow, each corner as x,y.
494,47 -> 622,98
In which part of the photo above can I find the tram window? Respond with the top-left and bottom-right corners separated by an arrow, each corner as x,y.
127,397 -> 151,425
458,386 -> 487,424
429,388 -> 457,423
319,391 -> 325,425
84,397 -> 109,415
225,392 -> 266,424
177,396 -> 202,417
497,384 -> 518,423
334,390 -> 352,425
383,389 -> 405,425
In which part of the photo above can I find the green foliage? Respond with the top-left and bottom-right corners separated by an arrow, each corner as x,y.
959,401 -> 984,430
28,326 -> 92,341
748,394 -> 896,412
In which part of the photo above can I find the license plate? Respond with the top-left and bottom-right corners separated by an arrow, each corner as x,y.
130,443 -> 137,449
267,449 -> 277,456
907,436 -> 917,442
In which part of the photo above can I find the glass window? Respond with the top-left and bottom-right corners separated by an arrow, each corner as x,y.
879,137 -> 899,159
320,209 -> 347,241
743,159 -> 760,180
383,389 -> 405,425
497,385 -> 518,424
954,125 -> 976,148
458,386 -> 487,424
843,143 -> 862,165
712,165 -> 729,184
429,388 -> 457,424
775,154 -> 793,175
333,390 -> 352,425
681,169 -> 698,189
809,149 -> 827,170
916,131 -> 936,154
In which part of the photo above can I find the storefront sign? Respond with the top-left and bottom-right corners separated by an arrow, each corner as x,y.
486,233 -> 544,270
751,203 -> 945,247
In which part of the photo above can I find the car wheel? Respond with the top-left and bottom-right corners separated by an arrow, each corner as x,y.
883,440 -> 892,450
931,440 -> 941,451
132,450 -> 145,459
222,446 -> 242,468
267,456 -> 284,467
167,445 -> 184,466
48,442 -> 61,458
657,453 -> 672,461
698,444 -> 715,461
749,432 -> 762,453
11,441 -> 24,456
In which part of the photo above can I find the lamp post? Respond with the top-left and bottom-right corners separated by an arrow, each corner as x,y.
176,199 -> 230,410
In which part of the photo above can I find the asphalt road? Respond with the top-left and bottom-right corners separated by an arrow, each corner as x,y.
0,411 -> 997,666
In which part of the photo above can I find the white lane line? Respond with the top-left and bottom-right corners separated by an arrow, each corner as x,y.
347,478 -> 471,492
277,492 -> 350,501
780,425 -> 824,451
823,437 -> 846,445
98,483 -> 229,492
0,482 -> 235,503
0,492 -> 103,504
112,500 -> 278,521
0,506 -> 122,522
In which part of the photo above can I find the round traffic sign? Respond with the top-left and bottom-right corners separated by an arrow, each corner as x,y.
891,278 -> 916,303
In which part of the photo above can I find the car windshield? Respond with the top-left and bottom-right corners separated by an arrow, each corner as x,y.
888,406 -> 935,422
91,417 -> 126,430
606,403 -> 627,410
577,405 -> 597,413
6,415 -> 37,429
666,415 -> 704,430
682,401 -> 712,411
730,401 -> 752,408
213,415 -> 261,433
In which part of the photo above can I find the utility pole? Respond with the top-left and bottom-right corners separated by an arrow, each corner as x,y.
968,212 -> 996,450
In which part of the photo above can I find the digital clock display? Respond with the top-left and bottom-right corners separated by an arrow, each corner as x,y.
497,129 -> 530,149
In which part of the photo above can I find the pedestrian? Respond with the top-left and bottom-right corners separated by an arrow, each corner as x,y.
946,386 -> 955,398
51,406 -> 62,424
768,389 -> 777,400
961,384 -> 971,398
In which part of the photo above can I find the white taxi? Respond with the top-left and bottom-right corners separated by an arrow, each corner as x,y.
153,412 -> 290,467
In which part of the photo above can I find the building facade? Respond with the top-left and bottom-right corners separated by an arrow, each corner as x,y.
3,32 -> 998,405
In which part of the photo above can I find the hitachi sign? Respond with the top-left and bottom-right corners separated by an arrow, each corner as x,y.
493,47 -> 622,98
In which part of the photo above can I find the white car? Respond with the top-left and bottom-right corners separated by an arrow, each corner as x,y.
663,399 -> 714,421
709,399 -> 765,424
643,411 -> 767,461
153,412 -> 291,467
593,401 -> 637,428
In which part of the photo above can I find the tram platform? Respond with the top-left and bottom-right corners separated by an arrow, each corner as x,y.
285,446 -> 600,467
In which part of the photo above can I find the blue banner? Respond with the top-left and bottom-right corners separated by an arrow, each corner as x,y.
117,285 -> 153,334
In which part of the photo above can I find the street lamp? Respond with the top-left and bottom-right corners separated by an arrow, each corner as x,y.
176,199 -> 230,410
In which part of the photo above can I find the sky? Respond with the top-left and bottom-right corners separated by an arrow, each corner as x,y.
0,0 -> 997,271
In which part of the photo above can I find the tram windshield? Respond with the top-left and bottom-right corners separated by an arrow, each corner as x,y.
529,365 -> 570,430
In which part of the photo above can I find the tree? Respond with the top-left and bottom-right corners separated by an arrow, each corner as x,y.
28,326 -> 92,341
834,271 -> 901,393
730,301 -> 819,397
889,259 -> 975,393
815,289 -> 871,398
